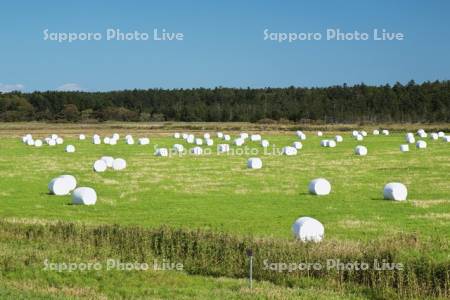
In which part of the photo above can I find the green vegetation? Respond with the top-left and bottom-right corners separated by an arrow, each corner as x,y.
0,125 -> 449,298
1,80 -> 449,123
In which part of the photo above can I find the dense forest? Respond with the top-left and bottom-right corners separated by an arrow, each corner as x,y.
0,80 -> 449,123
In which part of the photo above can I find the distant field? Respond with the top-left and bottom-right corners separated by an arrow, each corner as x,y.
0,125 -> 448,242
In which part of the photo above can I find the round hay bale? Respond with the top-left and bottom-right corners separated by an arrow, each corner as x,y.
223,134 -> 231,141
195,138 -> 203,145
328,140 -> 337,148
335,135 -> 343,142
317,131 -> 323,137
356,134 -> 364,141
352,130 -> 358,137
112,158 -> 126,170
182,133 -> 188,139
217,132 -> 224,138
51,134 -> 58,140
298,133 -> 306,140
34,139 -> 43,147
109,138 -> 117,145
247,157 -> 262,169
203,133 -> 210,139
206,139 -> 214,146
101,156 -> 114,167
240,132 -> 249,139
48,177 -> 71,196
138,138 -> 150,145
383,183 -> 407,201
103,137 -> 110,144
48,139 -> 56,146
27,139 -> 35,146
126,137 -> 134,145
186,135 -> 195,144
65,145 -> 75,153
218,144 -> 230,153
173,144 -> 184,153
355,145 -> 368,156
93,160 -> 107,172
59,175 -> 77,191
292,217 -> 324,242
155,148 -> 169,157
360,131 -> 367,137
320,140 -> 329,147
261,140 -> 269,148
443,136 -> 450,142
250,134 -> 261,142
56,137 -> 64,145
382,129 -> 389,135
406,135 -> 415,144
174,132 -> 181,139
308,178 -> 331,195
191,146 -> 203,155
22,134 -> 32,143
430,133 -> 438,140
112,133 -> 120,140
373,129 -> 380,135
93,137 -> 101,145
282,146 -> 297,156
234,138 -> 245,146
72,187 -> 97,205
418,132 -> 427,138
416,140 -> 427,149
400,144 -> 409,152
293,141 -> 303,149
437,131 -> 445,138
79,134 -> 86,140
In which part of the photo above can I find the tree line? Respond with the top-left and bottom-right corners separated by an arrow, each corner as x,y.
0,80 -> 448,123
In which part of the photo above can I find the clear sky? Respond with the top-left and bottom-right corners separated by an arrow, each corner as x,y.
0,0 -> 449,92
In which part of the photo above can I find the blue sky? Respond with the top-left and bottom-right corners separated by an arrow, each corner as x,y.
0,0 -> 449,92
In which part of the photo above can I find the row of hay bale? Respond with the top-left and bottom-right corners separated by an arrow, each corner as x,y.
93,156 -> 127,172
48,175 -> 96,205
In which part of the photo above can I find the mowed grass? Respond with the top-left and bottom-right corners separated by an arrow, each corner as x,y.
0,130 -> 449,243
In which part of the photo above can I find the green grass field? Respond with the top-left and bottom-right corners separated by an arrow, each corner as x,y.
0,124 -> 449,299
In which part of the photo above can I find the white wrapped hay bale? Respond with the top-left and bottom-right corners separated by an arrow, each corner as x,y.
320,140 -> 329,147
400,144 -> 409,152
51,134 -> 58,140
317,131 -> 323,137
195,138 -> 203,145
247,157 -> 262,169
173,144 -> 184,153
79,134 -> 86,140
355,145 -> 368,156
205,138 -> 214,146
101,156 -> 114,167
48,176 -> 72,196
109,138 -> 117,145
308,178 -> 331,196
155,148 -> 169,157
328,140 -> 337,148
443,136 -> 450,142
138,138 -> 150,145
416,140 -> 427,149
112,158 -> 126,171
373,129 -> 380,135
112,133 -> 120,140
56,137 -> 64,145
48,139 -> 56,146
405,134 -> 415,144
218,144 -> 230,153
59,175 -> 77,192
352,130 -> 358,137
191,146 -> 203,155
126,137 -> 134,145
282,146 -> 297,156
430,133 -> 438,140
335,135 -> 343,143
93,160 -> 107,172
250,134 -> 261,142
240,132 -> 249,139
182,133 -> 188,139
261,139 -> 269,148
296,131 -> 304,138
186,134 -> 195,144
22,134 -> 33,143
418,132 -> 427,138
174,132 -> 181,139
360,131 -> 367,137
217,132 -> 224,139
203,133 -> 210,139
65,145 -> 75,153
27,139 -> 35,146
355,134 -> 364,141
292,217 -> 324,242
383,183 -> 407,201
103,137 -> 110,144
292,141 -> 303,150
437,131 -> 445,138
72,187 -> 97,205
34,139 -> 43,147
223,134 -> 231,141
382,129 -> 389,135
234,138 -> 245,146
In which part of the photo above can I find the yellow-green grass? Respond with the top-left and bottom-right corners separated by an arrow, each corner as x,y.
0,129 -> 448,244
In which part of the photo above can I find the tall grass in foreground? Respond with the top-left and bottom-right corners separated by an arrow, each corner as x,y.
1,220 -> 448,299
